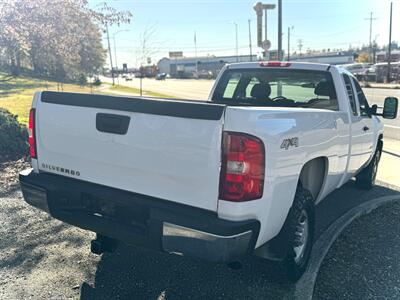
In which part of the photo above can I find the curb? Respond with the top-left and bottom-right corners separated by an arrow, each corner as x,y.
294,194 -> 400,300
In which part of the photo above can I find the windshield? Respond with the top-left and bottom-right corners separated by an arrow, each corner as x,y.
212,68 -> 338,110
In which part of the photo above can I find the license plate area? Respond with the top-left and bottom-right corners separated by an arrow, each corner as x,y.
53,191 -> 150,235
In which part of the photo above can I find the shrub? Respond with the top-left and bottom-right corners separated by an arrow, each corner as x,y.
0,108 -> 29,161
93,77 -> 101,86
77,74 -> 88,86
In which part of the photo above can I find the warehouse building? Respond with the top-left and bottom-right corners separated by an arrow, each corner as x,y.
289,52 -> 355,65
157,54 -> 257,78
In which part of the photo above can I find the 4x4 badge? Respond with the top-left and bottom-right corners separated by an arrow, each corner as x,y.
281,137 -> 299,150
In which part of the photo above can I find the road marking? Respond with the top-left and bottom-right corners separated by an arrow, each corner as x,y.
384,125 -> 400,129
383,150 -> 400,158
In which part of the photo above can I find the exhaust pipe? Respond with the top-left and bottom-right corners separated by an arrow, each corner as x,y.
90,234 -> 118,255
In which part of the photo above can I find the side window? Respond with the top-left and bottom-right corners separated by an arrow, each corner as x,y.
352,78 -> 370,117
222,73 -> 241,98
343,74 -> 357,116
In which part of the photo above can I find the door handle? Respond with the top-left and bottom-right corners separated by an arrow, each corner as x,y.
363,126 -> 370,131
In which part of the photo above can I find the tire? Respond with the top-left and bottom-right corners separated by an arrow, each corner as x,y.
356,142 -> 382,190
282,186 -> 315,282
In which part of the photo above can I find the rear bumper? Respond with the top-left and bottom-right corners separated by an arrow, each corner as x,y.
19,169 -> 260,262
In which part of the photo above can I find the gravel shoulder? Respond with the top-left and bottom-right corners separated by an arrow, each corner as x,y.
0,161 -> 99,299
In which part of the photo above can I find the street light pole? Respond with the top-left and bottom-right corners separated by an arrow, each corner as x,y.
387,2 -> 393,83
194,31 -> 198,74
248,19 -> 253,61
287,26 -> 293,61
277,0 -> 282,61
233,22 -> 239,62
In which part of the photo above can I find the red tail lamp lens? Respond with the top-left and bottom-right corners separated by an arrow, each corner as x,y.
29,108 -> 37,159
219,132 -> 265,202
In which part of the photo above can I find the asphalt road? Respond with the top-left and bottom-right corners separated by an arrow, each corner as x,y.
102,77 -> 400,140
1,172 -> 399,299
314,198 -> 400,299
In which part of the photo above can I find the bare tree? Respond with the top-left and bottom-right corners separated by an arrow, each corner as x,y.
136,24 -> 161,67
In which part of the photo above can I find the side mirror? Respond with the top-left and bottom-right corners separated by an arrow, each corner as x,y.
383,97 -> 398,119
370,104 -> 378,115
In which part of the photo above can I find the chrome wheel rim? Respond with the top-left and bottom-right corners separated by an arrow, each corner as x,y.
293,209 -> 309,264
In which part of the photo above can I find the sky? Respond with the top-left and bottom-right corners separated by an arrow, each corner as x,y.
89,0 -> 400,68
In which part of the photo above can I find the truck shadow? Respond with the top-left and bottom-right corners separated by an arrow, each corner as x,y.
80,181 -> 400,300
80,245 -> 292,300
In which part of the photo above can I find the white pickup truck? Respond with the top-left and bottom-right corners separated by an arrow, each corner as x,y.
20,62 -> 398,281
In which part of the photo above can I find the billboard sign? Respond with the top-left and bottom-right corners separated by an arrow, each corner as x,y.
169,51 -> 183,58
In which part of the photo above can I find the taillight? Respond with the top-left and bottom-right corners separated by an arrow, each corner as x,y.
259,61 -> 291,67
28,108 -> 37,159
219,132 -> 265,202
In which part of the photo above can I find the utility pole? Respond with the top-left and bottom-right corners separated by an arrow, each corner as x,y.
113,37 -> 117,74
365,12 -> 377,61
298,39 -> 303,55
248,19 -> 253,61
194,31 -> 198,74
277,0 -> 282,61
287,26 -> 293,61
113,29 -> 130,84
233,22 -> 238,62
373,34 -> 379,64
387,2 -> 393,83
105,23 -> 115,85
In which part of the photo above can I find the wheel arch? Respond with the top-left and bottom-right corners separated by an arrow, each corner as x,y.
298,156 -> 328,202
254,157 -> 327,261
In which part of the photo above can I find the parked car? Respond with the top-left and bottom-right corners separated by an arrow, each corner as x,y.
341,63 -> 372,76
20,62 -> 398,282
134,72 -> 144,78
125,75 -> 133,81
155,73 -> 167,80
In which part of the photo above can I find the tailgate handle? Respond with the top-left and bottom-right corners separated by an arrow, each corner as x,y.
96,113 -> 130,135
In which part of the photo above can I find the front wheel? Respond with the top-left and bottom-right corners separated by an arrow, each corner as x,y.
282,187 -> 315,282
356,143 -> 382,190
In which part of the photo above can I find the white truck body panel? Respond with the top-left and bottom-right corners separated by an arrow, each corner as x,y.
34,96 -> 224,211
30,62 -> 385,249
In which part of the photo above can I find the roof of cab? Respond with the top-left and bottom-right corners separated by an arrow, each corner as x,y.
226,61 -> 332,71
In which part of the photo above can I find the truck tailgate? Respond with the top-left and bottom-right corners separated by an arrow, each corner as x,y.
34,92 -> 226,211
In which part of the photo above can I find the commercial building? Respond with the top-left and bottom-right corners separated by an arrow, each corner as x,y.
157,54 -> 257,78
289,52 -> 354,65
376,50 -> 400,62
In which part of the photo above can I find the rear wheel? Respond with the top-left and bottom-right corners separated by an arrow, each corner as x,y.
356,142 -> 382,190
282,187 -> 315,282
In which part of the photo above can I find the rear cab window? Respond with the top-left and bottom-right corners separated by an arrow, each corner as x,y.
212,68 -> 338,111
